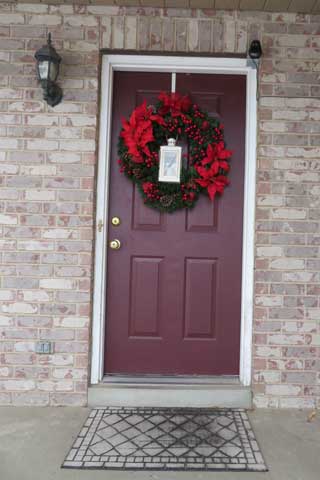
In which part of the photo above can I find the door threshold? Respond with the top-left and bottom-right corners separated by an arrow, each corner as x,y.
102,374 -> 241,386
89,376 -> 252,409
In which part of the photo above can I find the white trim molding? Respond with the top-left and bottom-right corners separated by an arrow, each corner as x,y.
91,54 -> 257,387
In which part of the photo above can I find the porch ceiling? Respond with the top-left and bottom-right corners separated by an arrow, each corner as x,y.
10,0 -> 320,14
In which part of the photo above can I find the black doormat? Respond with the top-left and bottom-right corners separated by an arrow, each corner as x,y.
62,407 -> 267,472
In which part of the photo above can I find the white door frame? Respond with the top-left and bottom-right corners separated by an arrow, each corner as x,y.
91,54 -> 257,386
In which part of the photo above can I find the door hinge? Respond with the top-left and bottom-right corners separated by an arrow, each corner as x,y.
97,219 -> 103,232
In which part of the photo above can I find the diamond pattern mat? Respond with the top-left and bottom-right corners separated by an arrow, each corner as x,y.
62,407 -> 267,471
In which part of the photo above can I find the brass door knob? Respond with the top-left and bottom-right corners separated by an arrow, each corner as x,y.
109,239 -> 121,250
111,216 -> 121,226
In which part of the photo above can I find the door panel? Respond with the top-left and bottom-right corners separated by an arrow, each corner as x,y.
186,194 -> 219,231
104,71 -> 246,375
129,256 -> 163,338
183,258 -> 217,339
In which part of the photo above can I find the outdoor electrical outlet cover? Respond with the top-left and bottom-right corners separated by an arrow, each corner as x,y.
36,341 -> 54,354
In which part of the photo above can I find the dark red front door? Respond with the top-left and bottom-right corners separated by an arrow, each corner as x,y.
104,71 -> 246,375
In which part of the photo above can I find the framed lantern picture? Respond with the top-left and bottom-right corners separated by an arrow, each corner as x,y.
158,138 -> 182,183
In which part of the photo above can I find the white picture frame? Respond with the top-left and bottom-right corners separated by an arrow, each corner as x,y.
158,145 -> 182,183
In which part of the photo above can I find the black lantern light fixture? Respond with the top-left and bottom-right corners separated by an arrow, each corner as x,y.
248,40 -> 263,61
35,33 -> 62,107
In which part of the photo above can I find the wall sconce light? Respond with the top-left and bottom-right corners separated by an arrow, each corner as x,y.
35,33 -> 62,107
248,40 -> 263,62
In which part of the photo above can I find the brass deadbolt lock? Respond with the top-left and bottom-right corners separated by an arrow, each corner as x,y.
111,216 -> 121,226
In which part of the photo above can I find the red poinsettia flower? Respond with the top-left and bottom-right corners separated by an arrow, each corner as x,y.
121,120 -> 153,163
158,92 -> 192,117
133,101 -> 166,125
121,101 -> 165,163
195,143 -> 231,200
215,141 -> 233,161
208,175 -> 230,200
201,143 -> 232,171
195,166 -> 230,200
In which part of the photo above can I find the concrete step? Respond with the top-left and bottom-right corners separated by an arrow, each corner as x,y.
88,382 -> 252,408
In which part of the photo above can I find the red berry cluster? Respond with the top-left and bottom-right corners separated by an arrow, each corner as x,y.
181,182 -> 197,191
213,127 -> 223,141
146,151 -> 159,166
142,182 -> 160,200
184,120 -> 209,162
192,106 -> 205,119
166,117 -> 183,135
182,191 -> 196,202
180,183 -> 197,203
145,158 -> 153,168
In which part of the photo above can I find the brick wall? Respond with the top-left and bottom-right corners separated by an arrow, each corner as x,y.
0,2 -> 319,408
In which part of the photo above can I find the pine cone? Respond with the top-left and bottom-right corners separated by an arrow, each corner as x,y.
160,195 -> 174,207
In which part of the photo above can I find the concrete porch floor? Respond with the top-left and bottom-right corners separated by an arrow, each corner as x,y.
0,407 -> 319,480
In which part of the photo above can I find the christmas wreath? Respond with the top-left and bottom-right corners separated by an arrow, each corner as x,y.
118,92 -> 233,213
